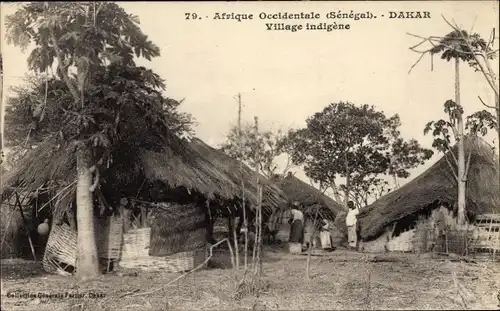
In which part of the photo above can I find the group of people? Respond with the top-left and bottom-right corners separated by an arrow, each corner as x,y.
285,200 -> 361,251
238,200 -> 361,252
286,206 -> 333,251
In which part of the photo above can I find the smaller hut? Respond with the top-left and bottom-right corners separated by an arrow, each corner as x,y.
272,172 -> 346,245
188,138 -> 288,241
357,137 -> 500,255
188,138 -> 288,214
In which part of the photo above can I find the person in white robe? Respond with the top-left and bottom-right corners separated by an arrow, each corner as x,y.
320,218 -> 333,251
346,201 -> 360,249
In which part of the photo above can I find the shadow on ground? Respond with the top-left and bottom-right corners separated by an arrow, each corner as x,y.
1,259 -> 48,280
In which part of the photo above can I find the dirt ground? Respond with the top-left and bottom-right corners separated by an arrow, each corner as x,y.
1,246 -> 499,310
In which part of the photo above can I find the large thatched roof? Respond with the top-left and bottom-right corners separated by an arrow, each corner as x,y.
188,138 -> 288,212
1,134 -> 287,218
0,135 -> 241,214
357,137 -> 500,241
272,172 -> 345,221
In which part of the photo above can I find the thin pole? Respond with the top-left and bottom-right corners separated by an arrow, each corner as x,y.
0,53 -> 4,192
15,192 -> 37,261
236,93 -> 248,271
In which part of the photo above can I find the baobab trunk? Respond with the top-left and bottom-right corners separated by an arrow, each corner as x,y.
455,58 -> 467,226
330,181 -> 344,207
343,153 -> 350,209
75,147 -> 100,279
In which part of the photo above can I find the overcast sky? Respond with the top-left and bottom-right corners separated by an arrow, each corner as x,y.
1,1 -> 499,199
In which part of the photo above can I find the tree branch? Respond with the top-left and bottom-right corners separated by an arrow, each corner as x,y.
330,179 -> 344,205
478,95 -> 496,109
444,153 -> 459,182
486,28 -> 495,51
445,142 -> 459,167
442,17 -> 500,99
49,31 -> 80,103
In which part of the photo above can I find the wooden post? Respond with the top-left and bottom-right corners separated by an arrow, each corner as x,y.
122,205 -> 132,233
306,205 -> 320,279
15,192 -> 37,261
67,201 -> 77,230
235,93 -> 247,271
228,206 -> 239,270
140,205 -> 147,228
252,116 -> 264,276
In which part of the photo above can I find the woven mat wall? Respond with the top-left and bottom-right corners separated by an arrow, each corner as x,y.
42,215 -> 123,272
149,203 -> 207,256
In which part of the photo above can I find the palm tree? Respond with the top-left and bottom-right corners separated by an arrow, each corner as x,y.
430,30 -> 476,226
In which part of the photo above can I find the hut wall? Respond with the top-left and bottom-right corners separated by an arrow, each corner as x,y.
360,230 -> 391,253
361,227 -> 417,253
360,206 -> 461,254
149,202 -> 207,256
119,201 -> 208,273
0,204 -> 24,259
387,229 -> 415,252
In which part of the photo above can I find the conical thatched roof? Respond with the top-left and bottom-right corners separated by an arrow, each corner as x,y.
357,137 -> 500,241
272,172 -> 345,221
188,138 -> 288,213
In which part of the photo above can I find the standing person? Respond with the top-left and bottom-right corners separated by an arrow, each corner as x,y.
288,202 -> 304,245
320,218 -> 333,251
346,201 -> 360,250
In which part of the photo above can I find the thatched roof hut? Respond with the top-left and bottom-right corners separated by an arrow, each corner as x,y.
272,172 -> 345,221
1,133 -> 287,221
357,137 -> 500,241
188,138 -> 288,214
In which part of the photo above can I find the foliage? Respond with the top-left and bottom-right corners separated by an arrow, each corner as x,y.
284,102 -> 433,206
344,176 -> 391,208
220,124 -> 295,178
429,30 -> 496,71
4,72 -> 194,146
424,100 -> 496,177
4,2 -> 194,167
5,2 -> 160,72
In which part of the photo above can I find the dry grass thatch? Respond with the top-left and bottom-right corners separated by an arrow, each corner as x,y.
1,134 -> 280,213
188,138 -> 288,211
358,137 -> 500,241
273,173 -> 345,221
1,133 -> 288,222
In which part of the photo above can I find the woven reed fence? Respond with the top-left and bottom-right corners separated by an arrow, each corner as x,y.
42,215 -> 123,274
118,202 -> 208,273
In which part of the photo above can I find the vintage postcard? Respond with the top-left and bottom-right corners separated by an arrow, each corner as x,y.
0,1 -> 499,310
